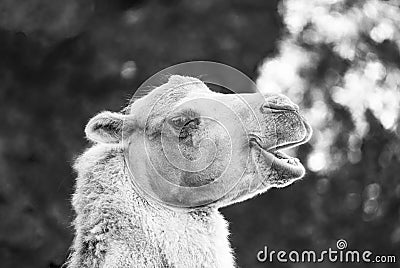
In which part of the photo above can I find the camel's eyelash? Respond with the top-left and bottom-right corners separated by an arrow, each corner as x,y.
169,110 -> 200,125
179,109 -> 199,119
170,114 -> 201,130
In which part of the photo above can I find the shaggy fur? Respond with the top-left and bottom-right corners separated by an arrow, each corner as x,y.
67,144 -> 235,268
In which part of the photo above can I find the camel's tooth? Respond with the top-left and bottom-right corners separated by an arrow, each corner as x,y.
286,157 -> 298,165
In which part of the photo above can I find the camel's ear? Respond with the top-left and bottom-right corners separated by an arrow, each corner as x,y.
85,111 -> 130,144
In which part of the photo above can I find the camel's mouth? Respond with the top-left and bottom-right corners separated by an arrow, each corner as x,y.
249,121 -> 312,179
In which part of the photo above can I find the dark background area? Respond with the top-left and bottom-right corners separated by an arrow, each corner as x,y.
0,0 -> 399,267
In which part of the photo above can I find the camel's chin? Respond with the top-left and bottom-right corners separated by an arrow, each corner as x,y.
218,148 -> 306,207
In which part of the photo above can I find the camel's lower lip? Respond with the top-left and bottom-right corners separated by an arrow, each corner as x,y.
250,140 -> 305,178
259,147 -> 305,178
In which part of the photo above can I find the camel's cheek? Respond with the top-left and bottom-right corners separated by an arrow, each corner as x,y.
214,151 -> 277,207
127,125 -> 250,207
175,136 -> 237,187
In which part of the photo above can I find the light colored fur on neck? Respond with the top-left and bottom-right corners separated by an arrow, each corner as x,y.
67,144 -> 235,268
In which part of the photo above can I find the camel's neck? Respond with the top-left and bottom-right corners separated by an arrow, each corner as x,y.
140,204 -> 235,268
68,144 -> 235,268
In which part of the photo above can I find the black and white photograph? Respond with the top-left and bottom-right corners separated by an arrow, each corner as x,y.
0,0 -> 399,267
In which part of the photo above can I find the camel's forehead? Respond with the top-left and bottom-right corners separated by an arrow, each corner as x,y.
129,75 -> 212,114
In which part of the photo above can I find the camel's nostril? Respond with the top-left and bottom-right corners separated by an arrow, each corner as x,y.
261,95 -> 299,113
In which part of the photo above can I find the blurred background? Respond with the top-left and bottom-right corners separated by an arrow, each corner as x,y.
0,0 -> 399,267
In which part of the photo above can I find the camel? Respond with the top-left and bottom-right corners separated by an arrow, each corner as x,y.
67,75 -> 312,268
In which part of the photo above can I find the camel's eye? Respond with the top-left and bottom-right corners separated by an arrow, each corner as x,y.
169,116 -> 200,140
169,116 -> 191,129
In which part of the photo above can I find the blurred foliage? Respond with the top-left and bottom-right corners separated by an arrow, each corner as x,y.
0,0 -> 399,268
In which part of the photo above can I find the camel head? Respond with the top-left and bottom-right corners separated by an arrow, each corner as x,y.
85,75 -> 312,209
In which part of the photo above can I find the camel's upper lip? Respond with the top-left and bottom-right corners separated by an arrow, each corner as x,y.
248,119 -> 312,177
249,120 -> 312,152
